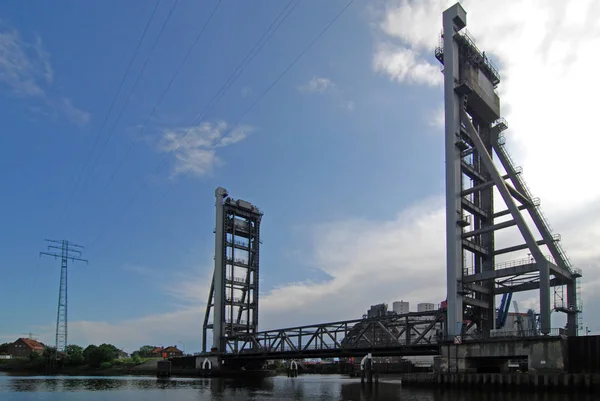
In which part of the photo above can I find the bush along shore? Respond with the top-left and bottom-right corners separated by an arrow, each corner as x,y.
0,343 -> 161,375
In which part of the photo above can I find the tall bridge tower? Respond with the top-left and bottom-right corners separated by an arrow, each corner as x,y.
437,3 -> 582,338
203,187 -> 263,353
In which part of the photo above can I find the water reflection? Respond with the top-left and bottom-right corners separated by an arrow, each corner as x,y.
0,374 -> 594,401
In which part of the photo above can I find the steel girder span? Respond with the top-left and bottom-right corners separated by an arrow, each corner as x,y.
220,310 -> 445,360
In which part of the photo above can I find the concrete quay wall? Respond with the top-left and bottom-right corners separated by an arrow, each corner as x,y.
437,336 -> 567,373
399,372 -> 599,392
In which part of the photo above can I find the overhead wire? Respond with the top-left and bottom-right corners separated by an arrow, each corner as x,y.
98,0 -> 297,196
64,0 -> 181,229
58,0 -> 163,226
89,0 -> 356,250
73,0 -> 224,234
81,0 -> 299,243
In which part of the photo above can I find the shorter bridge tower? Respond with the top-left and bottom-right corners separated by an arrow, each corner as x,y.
203,187 -> 263,353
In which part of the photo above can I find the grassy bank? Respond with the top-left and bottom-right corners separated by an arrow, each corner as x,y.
0,357 -> 160,376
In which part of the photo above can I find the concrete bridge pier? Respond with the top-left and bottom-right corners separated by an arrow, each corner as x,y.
360,353 -> 378,384
287,360 -> 299,377
201,358 -> 212,376
196,355 -> 218,376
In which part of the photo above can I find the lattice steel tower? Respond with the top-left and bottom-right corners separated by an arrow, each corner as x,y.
437,3 -> 582,338
40,240 -> 88,356
203,187 -> 262,353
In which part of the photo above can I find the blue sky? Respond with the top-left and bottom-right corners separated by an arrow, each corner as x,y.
1,0 -> 600,352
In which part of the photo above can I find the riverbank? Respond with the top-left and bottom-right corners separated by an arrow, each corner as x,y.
0,357 -> 161,376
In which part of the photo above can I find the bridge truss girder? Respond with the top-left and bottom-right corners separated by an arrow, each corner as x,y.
221,310 -> 445,359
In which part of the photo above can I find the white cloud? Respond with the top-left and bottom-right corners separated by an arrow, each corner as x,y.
427,103 -> 444,128
31,309 -> 201,353
373,42 -> 442,86
159,121 -> 252,177
0,24 -> 88,125
57,97 -> 90,126
299,77 -> 335,93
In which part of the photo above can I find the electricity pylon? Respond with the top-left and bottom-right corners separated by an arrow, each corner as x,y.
40,240 -> 87,358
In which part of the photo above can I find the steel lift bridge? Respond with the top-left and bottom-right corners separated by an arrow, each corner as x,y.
201,3 -> 583,369
202,187 -> 445,366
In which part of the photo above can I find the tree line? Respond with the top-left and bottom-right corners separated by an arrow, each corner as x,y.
0,342 -> 160,369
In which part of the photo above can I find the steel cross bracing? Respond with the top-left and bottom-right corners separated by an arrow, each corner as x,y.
220,310 -> 445,359
203,188 -> 263,353
39,239 -> 88,357
436,3 -> 581,338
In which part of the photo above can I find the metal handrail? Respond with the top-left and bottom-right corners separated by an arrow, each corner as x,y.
458,29 -> 501,84
226,276 -> 247,284
489,328 -> 565,338
496,138 -> 575,272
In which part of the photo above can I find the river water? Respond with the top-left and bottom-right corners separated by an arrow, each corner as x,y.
0,373 -> 592,400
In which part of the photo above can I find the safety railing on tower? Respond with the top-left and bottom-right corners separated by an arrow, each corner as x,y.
496,134 -> 575,274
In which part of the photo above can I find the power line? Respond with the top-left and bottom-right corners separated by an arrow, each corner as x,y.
63,0 -> 181,229
59,0 -> 163,226
73,0 -> 223,234
89,0 -> 355,249
213,0 -> 356,148
97,0 -> 295,196
87,0 -> 302,247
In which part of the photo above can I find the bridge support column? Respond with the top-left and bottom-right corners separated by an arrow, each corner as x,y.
360,353 -> 377,384
287,360 -> 299,377
195,355 -> 219,376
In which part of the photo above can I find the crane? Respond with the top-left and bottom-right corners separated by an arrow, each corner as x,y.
496,293 -> 513,329
513,301 -> 524,336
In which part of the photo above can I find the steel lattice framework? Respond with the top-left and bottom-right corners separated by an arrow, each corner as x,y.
203,187 -> 263,353
40,240 -> 87,358
437,4 -> 582,338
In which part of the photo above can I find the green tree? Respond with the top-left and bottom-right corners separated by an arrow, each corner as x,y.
42,346 -> 57,360
0,342 -> 9,354
83,344 -> 97,364
86,344 -> 117,368
133,345 -> 155,358
65,344 -> 84,366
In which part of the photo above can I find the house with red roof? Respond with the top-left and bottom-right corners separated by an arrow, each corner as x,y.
150,346 -> 164,357
162,346 -> 183,357
150,345 -> 183,358
7,338 -> 45,358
